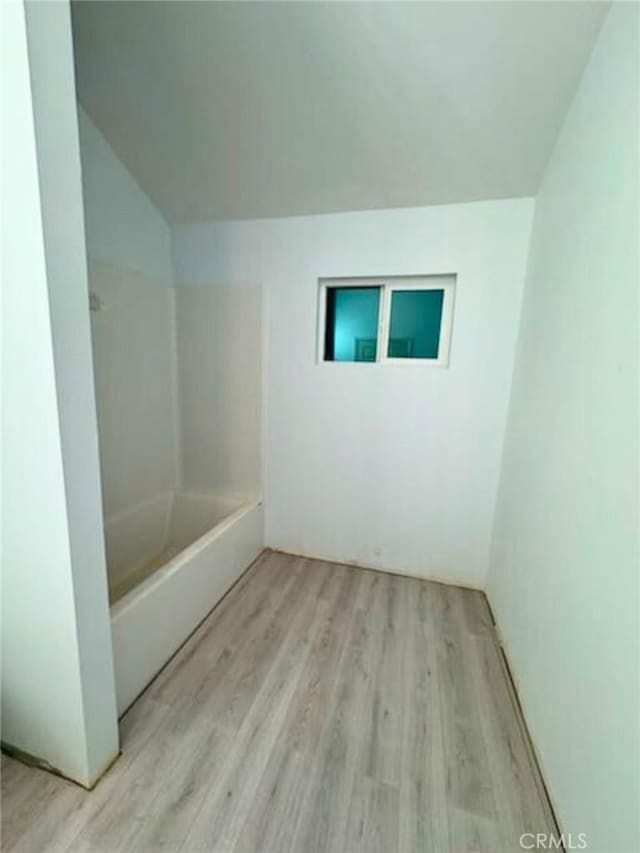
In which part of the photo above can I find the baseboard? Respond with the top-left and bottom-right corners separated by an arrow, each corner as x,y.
268,545 -> 484,592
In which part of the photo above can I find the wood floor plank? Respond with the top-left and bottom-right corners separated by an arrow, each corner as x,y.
65,699 -> 218,853
1,552 -> 557,853
361,571 -> 407,786
469,633 -> 556,850
344,775 -> 400,853
289,570 -> 389,853
1,763 -> 77,853
178,561 -> 333,852
398,578 -> 450,853
430,583 -> 502,851
117,720 -> 236,853
231,564 -> 361,853
460,588 -> 495,637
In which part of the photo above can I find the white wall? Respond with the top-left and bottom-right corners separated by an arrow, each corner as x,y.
173,198 -> 533,587
488,6 -> 639,852
78,107 -> 172,285
1,0 -> 118,787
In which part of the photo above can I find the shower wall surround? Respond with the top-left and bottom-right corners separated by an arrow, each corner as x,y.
88,259 -> 178,517
78,109 -> 262,599
79,109 -> 179,594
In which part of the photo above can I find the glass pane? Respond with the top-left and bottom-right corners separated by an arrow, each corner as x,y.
324,287 -> 380,362
388,289 -> 444,359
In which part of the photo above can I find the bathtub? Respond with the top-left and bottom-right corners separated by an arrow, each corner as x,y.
107,490 -> 264,714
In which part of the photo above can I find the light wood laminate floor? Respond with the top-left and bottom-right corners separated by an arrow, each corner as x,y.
1,550 -> 556,852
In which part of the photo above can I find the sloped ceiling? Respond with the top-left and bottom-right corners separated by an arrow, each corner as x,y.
72,1 -> 608,224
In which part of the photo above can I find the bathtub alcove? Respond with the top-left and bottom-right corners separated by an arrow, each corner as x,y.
82,214 -> 264,714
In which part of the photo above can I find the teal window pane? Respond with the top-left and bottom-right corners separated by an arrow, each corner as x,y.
388,289 -> 444,359
325,287 -> 380,362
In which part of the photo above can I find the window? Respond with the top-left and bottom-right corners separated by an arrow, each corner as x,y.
324,286 -> 381,362
318,275 -> 455,366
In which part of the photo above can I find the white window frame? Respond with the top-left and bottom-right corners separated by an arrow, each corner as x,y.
317,274 -> 456,367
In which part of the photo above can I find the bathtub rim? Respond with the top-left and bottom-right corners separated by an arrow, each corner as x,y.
110,497 -> 263,619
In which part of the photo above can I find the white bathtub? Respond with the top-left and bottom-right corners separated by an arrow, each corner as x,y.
108,490 -> 264,714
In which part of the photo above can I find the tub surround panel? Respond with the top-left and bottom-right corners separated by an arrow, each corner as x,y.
89,259 -> 179,517
168,491 -> 244,550
104,491 -> 172,600
175,284 -> 263,501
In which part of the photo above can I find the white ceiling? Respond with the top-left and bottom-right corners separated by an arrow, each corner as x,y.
71,1 -> 607,224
